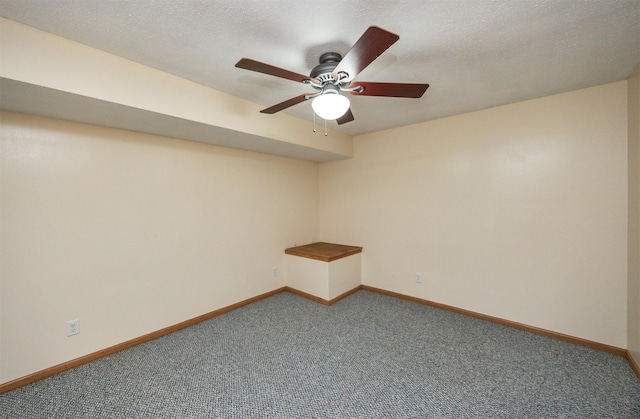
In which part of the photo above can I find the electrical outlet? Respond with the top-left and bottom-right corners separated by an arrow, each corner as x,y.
67,319 -> 80,336
273,266 -> 278,277
415,273 -> 423,283
293,242 -> 297,247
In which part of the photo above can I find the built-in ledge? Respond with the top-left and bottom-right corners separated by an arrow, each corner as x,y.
285,242 -> 362,262
285,242 -> 362,304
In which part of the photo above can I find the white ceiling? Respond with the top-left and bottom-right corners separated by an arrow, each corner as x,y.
1,0 -> 639,137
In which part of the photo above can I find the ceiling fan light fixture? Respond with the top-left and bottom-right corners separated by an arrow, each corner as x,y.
236,26 -> 429,124
311,92 -> 350,120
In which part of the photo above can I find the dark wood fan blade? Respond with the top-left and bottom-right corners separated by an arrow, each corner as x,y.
260,94 -> 311,114
236,58 -> 318,84
332,26 -> 399,81
350,82 -> 429,98
336,108 -> 355,125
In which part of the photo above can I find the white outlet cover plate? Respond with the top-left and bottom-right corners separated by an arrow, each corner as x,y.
67,319 -> 80,336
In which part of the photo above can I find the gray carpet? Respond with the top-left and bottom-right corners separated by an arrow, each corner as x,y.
1,290 -> 639,418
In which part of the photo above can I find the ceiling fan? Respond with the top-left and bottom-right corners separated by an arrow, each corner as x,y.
235,26 -> 429,125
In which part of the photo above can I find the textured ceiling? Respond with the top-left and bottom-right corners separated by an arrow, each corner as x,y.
1,0 -> 639,136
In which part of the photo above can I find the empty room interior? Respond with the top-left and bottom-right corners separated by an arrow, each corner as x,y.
1,0 -> 640,416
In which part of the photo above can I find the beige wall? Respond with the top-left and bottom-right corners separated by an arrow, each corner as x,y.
629,66 -> 640,364
319,82 -> 629,348
1,79 -> 634,386
0,111 -> 319,383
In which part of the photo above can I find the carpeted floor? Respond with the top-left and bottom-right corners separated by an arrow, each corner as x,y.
1,290 -> 639,418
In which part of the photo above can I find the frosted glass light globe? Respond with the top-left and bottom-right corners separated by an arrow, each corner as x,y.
311,93 -> 350,120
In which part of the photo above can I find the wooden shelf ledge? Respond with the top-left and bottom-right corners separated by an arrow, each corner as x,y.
285,242 -> 362,262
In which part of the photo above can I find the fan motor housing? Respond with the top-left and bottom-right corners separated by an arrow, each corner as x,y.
310,52 -> 342,80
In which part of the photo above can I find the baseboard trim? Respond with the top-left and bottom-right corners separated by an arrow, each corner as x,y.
284,285 -> 362,306
627,351 -> 640,378
0,287 -> 286,394
3,284 -> 637,393
361,285 -> 629,358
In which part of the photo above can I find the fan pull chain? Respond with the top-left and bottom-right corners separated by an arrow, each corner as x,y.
311,112 -> 328,137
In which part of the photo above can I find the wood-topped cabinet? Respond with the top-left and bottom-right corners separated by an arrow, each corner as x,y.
285,242 -> 362,303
